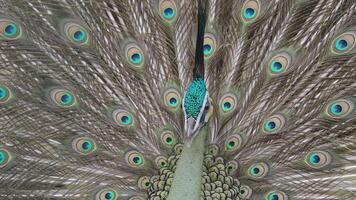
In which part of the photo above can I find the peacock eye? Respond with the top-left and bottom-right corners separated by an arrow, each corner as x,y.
225,134 -> 242,152
163,88 -> 181,110
72,137 -> 97,155
268,52 -> 291,75
125,43 -> 145,68
226,160 -> 239,176
50,89 -> 77,108
0,148 -> 12,168
248,162 -> 269,179
161,130 -> 176,147
64,23 -> 89,45
159,0 -> 178,25
331,31 -> 355,54
263,114 -> 285,134
0,19 -> 22,40
305,150 -> 331,169
96,188 -> 118,200
203,33 -> 217,60
241,0 -> 261,22
325,99 -> 354,119
137,176 -> 152,190
112,109 -> 134,127
219,93 -> 237,113
204,104 -> 210,112
265,191 -> 288,200
125,150 -> 145,168
0,85 -> 13,104
155,155 -> 168,168
239,185 -> 253,199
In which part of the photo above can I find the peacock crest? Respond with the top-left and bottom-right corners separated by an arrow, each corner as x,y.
0,0 -> 356,200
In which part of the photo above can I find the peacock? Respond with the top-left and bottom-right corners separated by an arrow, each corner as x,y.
0,0 -> 355,199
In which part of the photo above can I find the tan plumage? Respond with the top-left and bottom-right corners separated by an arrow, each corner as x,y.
0,0 -> 355,199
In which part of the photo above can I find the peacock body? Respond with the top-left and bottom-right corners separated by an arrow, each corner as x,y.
0,0 -> 356,200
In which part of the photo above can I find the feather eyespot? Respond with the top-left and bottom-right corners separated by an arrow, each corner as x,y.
241,0 -> 261,23
0,148 -> 12,169
225,134 -> 242,152
325,99 -> 354,119
96,188 -> 118,200
0,19 -> 21,40
112,109 -> 134,127
305,150 -> 331,169
138,176 -> 152,190
174,144 -> 183,154
72,137 -> 97,155
159,0 -> 177,25
125,150 -> 145,168
265,191 -> 288,200
50,89 -> 77,108
155,155 -> 168,168
268,52 -> 291,75
219,93 -> 237,113
0,85 -> 13,104
163,88 -> 181,111
161,130 -> 177,147
64,23 -> 89,45
207,144 -> 219,156
263,114 -> 285,134
248,162 -> 269,179
226,160 -> 239,175
331,32 -> 355,54
125,43 -> 144,68
239,185 -> 253,199
203,33 -> 217,60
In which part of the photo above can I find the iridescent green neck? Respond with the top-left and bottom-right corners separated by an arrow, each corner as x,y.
167,127 -> 208,200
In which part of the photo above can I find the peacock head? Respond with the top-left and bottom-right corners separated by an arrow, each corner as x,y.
182,78 -> 213,142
